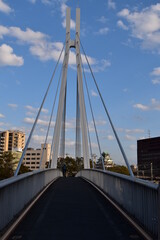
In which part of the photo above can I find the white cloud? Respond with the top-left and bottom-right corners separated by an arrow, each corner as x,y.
23,117 -> 35,124
117,20 -> 128,30
0,25 -> 110,72
118,4 -> 160,52
65,139 -> 75,147
133,98 -> 160,111
151,67 -> 160,84
91,120 -> 107,126
91,90 -> 98,97
25,105 -> 37,112
41,108 -> 49,114
24,117 -> 55,127
96,27 -> 109,35
9,27 -> 47,44
0,0 -> 12,14
108,0 -> 116,10
26,111 -> 35,116
66,122 -> 75,130
125,129 -> 144,134
118,8 -> 130,17
151,67 -> 160,76
0,44 -> 23,67
62,18 -> 76,30
61,2 -> 67,18
0,113 -> 5,118
0,26 -> 9,38
29,0 -> 53,4
60,3 -> 76,30
107,135 -> 114,140
25,105 -> 48,114
80,53 -> 96,65
91,142 -> 98,149
133,103 -> 149,111
8,103 -> 18,109
91,59 -> 111,72
0,25 -> 96,66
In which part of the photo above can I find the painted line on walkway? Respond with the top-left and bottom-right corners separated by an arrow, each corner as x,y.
0,177 -> 60,240
82,177 -> 153,240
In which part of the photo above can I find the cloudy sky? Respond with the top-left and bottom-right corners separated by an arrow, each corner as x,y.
0,0 -> 160,166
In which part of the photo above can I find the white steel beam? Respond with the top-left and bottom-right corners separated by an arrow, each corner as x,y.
51,8 -> 70,168
76,8 -> 90,169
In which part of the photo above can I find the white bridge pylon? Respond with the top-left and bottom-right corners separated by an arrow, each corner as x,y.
51,8 -> 90,169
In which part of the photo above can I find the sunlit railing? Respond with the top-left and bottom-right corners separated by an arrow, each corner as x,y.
76,169 -> 159,238
0,169 -> 62,231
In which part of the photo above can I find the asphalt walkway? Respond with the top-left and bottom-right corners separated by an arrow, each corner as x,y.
9,177 -> 144,240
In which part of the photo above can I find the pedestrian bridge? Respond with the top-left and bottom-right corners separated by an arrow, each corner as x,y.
0,169 -> 158,240
0,6 -> 159,240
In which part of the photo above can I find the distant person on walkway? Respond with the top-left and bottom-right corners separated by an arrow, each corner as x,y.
62,163 -> 67,177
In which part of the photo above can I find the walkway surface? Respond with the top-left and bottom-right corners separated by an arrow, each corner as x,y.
9,177 -> 144,240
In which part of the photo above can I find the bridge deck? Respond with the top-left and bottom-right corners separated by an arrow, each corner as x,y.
9,177 -> 144,240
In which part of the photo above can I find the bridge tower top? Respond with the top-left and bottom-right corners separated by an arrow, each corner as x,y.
51,7 -> 90,169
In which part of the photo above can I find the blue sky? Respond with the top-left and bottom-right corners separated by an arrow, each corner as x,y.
0,0 -> 160,166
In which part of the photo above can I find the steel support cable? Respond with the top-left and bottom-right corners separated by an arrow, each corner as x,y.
86,114 -> 94,169
59,84 -> 67,158
48,64 -> 64,168
77,66 -> 93,168
77,33 -> 134,177
79,49 -> 105,171
49,43 -> 70,168
39,63 -> 63,169
14,42 -> 65,176
75,77 -> 81,159
77,72 -> 93,169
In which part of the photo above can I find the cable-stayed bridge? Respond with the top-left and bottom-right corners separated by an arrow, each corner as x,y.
0,8 -> 159,240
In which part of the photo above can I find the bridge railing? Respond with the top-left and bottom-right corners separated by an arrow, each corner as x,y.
0,169 -> 62,232
76,169 -> 159,238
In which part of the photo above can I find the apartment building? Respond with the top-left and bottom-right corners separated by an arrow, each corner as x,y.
0,130 -> 25,157
23,143 -> 51,170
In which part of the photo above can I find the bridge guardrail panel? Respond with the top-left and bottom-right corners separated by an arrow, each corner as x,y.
0,169 -> 62,232
76,169 -> 158,237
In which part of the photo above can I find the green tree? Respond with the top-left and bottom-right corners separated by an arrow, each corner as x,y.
18,164 -> 31,175
107,165 -> 130,176
0,151 -> 30,180
57,156 -> 84,177
0,152 -> 14,180
76,157 -> 84,171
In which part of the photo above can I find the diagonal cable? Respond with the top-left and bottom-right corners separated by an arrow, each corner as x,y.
49,43 -> 70,168
79,47 -> 105,170
14,42 -> 65,176
48,64 -> 64,168
39,63 -> 63,169
77,33 -> 134,177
